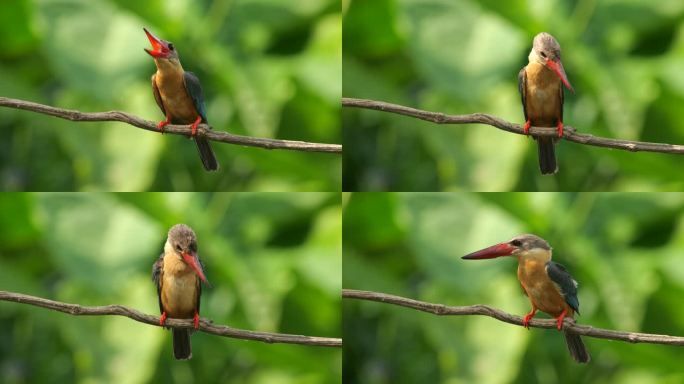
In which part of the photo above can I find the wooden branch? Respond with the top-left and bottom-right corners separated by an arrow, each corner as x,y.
342,97 -> 684,154
343,289 -> 684,346
0,97 -> 341,154
0,290 -> 341,348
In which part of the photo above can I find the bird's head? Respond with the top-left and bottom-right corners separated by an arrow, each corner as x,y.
461,234 -> 551,260
167,224 -> 209,284
144,28 -> 179,62
529,32 -> 574,93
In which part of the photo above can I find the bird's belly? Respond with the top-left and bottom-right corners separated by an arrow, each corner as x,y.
158,84 -> 199,124
161,272 -> 198,319
524,280 -> 569,317
526,86 -> 561,127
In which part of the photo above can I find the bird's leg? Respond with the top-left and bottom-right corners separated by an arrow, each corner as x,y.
193,311 -> 200,329
556,120 -> 564,138
157,113 -> 171,133
159,311 -> 168,326
555,309 -> 568,331
523,120 -> 531,135
190,116 -> 202,137
522,306 -> 537,329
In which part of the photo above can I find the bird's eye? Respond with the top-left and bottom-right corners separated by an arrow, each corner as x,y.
168,43 -> 174,51
510,240 -> 522,247
540,51 -> 547,58
175,244 -> 182,252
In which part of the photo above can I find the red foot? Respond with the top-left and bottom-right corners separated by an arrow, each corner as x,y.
555,309 -> 568,330
522,308 -> 537,329
193,312 -> 200,329
157,114 -> 171,134
190,116 -> 202,137
523,120 -> 531,135
557,121 -> 564,138
159,311 -> 168,326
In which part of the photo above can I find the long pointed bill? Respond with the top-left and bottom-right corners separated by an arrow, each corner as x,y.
546,59 -> 574,93
182,252 -> 209,284
143,27 -> 169,58
461,243 -> 516,260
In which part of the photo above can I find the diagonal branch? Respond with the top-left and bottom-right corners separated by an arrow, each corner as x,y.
342,97 -> 684,154
0,290 -> 341,348
343,289 -> 684,346
0,97 -> 341,154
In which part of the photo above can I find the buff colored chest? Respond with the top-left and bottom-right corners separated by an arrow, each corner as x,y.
161,252 -> 199,319
523,62 -> 563,127
153,59 -> 199,124
517,251 -> 572,317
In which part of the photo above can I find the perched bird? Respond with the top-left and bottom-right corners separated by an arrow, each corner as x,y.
519,32 -> 574,175
152,224 -> 210,360
462,234 -> 590,363
144,27 -> 219,171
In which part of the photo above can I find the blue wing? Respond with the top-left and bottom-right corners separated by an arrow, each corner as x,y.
183,71 -> 208,123
152,253 -> 164,314
518,67 -> 528,122
546,261 -> 580,314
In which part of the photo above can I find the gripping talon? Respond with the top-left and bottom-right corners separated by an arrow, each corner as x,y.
193,312 -> 200,329
157,114 -> 171,134
190,116 -> 202,137
159,312 -> 168,326
522,307 -> 537,329
556,309 -> 568,331
523,120 -> 531,135
557,121 -> 564,138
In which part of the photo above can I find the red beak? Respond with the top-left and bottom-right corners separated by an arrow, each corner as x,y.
546,59 -> 574,93
143,27 -> 170,58
182,251 -> 209,284
461,243 -> 517,260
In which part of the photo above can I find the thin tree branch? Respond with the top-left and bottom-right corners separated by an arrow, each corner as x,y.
0,290 -> 341,348
342,97 -> 684,154
0,97 -> 341,154
343,289 -> 684,346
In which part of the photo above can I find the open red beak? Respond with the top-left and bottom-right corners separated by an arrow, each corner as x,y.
546,59 -> 574,93
461,242 -> 517,260
182,252 -> 209,284
143,27 -> 169,58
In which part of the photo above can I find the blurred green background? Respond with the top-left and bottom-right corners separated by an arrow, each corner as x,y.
343,192 -> 684,383
342,0 -> 684,191
0,192 -> 341,383
0,0 -> 341,191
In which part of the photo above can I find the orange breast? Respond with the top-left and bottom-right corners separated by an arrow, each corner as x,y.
524,62 -> 563,127
160,255 -> 200,319
517,258 -> 573,317
155,72 -> 199,124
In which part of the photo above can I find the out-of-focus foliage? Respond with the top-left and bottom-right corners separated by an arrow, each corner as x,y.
343,192 -> 684,383
342,0 -> 684,191
0,0 -> 341,191
0,192 -> 341,384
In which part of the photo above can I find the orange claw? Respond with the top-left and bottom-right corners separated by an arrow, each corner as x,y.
556,309 -> 568,331
193,312 -> 200,329
557,121 -> 564,138
190,116 -> 202,137
523,120 -> 531,135
159,311 -> 168,326
157,114 -> 171,134
522,307 -> 537,329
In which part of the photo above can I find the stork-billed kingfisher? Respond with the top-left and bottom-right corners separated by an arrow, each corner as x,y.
462,234 -> 590,363
519,32 -> 574,175
144,28 -> 218,171
152,224 -> 210,360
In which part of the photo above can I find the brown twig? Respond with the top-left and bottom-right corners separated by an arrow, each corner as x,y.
0,97 -> 342,154
342,97 -> 684,154
343,289 -> 684,346
0,290 -> 341,347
